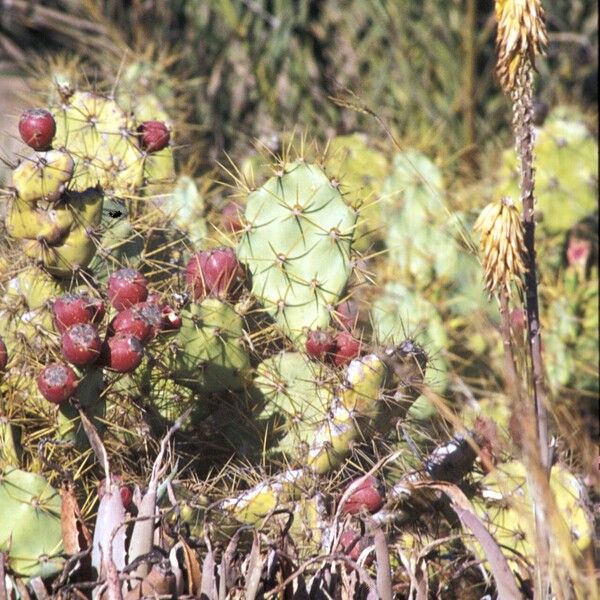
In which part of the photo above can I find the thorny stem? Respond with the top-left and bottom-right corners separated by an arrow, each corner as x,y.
512,59 -> 551,599
511,62 -> 550,474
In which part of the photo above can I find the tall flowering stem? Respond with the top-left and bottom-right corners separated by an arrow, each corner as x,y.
495,0 -> 549,472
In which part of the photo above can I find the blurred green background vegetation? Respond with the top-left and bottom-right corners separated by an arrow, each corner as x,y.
0,0 -> 597,170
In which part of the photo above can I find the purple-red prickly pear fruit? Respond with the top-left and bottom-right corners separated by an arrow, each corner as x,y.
333,332 -> 361,366
37,362 -> 78,404
18,108 -> 56,151
305,329 -> 335,360
341,475 -> 385,515
138,120 -> 170,153
107,268 -> 148,311
61,323 -> 102,366
102,333 -> 144,373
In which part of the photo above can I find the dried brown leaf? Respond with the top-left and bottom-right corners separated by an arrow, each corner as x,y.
60,480 -> 92,556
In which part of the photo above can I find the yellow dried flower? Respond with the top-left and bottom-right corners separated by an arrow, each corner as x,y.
474,197 -> 527,296
495,0 -> 548,92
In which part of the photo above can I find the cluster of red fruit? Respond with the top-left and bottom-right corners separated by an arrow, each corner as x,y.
305,326 -> 361,366
18,108 -> 170,153
184,247 -> 362,366
185,247 -> 244,301
37,268 -> 182,405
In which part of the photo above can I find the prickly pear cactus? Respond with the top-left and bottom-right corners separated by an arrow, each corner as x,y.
543,271 -> 599,396
0,467 -> 64,578
497,106 -> 598,234
3,84 -> 176,278
473,462 -> 592,565
382,150 -> 460,288
372,282 -> 448,396
166,298 -> 251,393
324,134 -> 389,250
237,161 -> 357,342
0,266 -> 62,351
156,175 -> 208,248
253,351 -> 334,458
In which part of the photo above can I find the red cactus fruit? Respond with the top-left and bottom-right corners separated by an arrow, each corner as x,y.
333,332 -> 361,366
161,305 -> 182,331
221,201 -> 243,233
341,475 -> 385,515
334,299 -> 359,330
53,294 -> 105,333
185,254 -> 206,300
339,530 -> 374,565
138,120 -> 170,153
103,333 -> 144,373
98,476 -> 134,510
185,248 -> 243,300
37,362 -> 78,404
61,323 -> 102,366
109,308 -> 153,344
119,485 -> 134,510
107,268 -> 148,311
305,329 -> 335,360
0,337 -> 7,371
135,301 -> 163,338
18,108 -> 56,151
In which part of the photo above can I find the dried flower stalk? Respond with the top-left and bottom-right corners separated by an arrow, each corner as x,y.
474,197 -> 526,297
495,0 -> 548,93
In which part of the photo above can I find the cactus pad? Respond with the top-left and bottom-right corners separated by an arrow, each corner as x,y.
0,467 -> 64,578
237,161 -> 356,341
167,298 -> 250,393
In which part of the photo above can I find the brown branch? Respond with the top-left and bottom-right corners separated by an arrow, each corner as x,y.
511,62 -> 550,474
512,58 -> 552,600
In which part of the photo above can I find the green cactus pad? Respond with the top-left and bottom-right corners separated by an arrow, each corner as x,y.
4,266 -> 63,311
473,461 -> 592,564
51,90 -> 174,197
254,351 -> 334,458
11,150 -> 74,204
325,134 -> 389,250
167,298 -> 250,393
382,150 -> 459,288
157,176 -> 207,247
87,200 -> 144,281
237,161 -> 357,341
22,224 -> 97,277
0,467 -> 64,578
143,148 -> 176,195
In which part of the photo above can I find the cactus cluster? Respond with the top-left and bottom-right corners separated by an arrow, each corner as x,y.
0,60 -> 595,596
4,88 -> 174,279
